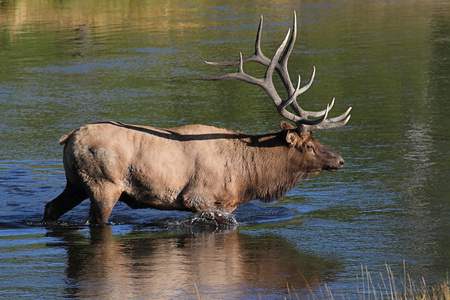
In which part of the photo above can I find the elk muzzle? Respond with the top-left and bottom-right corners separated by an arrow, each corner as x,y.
325,154 -> 345,172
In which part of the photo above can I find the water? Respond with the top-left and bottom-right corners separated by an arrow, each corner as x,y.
1,0 -> 449,298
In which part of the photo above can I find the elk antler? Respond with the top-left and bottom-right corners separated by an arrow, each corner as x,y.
203,12 -> 351,135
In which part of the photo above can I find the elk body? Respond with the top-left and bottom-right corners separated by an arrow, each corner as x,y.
43,13 -> 351,225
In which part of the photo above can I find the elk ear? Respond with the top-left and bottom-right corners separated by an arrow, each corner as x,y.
285,130 -> 300,146
280,120 -> 295,130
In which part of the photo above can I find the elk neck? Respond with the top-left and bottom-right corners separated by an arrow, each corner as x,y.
234,130 -> 306,203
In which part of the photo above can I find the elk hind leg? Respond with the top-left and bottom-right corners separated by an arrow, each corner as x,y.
43,183 -> 88,222
87,183 -> 122,225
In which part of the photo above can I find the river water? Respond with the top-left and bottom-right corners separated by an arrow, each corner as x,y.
0,0 -> 449,299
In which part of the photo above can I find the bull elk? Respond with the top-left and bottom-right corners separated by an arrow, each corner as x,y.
43,12 -> 351,225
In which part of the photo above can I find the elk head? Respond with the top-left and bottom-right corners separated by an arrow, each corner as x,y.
281,120 -> 345,178
204,11 -> 351,175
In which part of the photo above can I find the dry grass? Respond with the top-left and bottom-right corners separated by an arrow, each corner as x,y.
287,263 -> 449,300
352,264 -> 449,300
193,263 -> 449,300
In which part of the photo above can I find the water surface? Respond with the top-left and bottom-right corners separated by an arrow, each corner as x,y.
1,0 -> 449,298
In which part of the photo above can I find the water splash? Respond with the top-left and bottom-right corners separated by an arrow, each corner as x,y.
168,210 -> 239,229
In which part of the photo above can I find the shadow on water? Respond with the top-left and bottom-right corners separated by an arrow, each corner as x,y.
43,224 -> 340,299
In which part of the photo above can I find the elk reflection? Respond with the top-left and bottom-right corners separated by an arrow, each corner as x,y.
47,226 -> 338,299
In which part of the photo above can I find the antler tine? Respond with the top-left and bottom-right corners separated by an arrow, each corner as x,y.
302,112 -> 351,134
327,106 -> 352,122
278,11 -> 297,98
205,15 -> 271,67
202,52 -> 263,86
301,105 -> 352,134
280,11 -> 297,68
270,12 -> 330,120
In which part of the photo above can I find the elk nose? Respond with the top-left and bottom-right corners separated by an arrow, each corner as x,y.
338,156 -> 345,168
326,155 -> 345,171
333,155 -> 344,169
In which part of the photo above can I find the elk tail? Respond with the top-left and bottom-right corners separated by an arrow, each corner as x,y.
59,130 -> 75,145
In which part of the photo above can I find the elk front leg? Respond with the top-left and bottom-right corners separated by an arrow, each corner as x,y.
43,182 -> 88,222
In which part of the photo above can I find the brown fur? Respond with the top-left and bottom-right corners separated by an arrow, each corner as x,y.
43,120 -> 344,225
